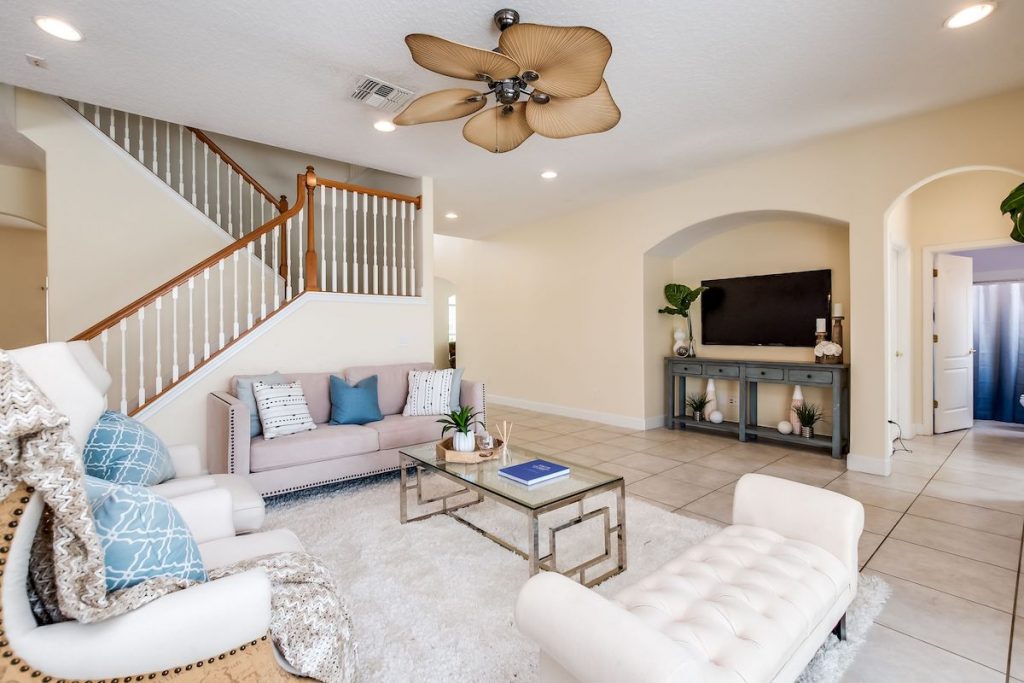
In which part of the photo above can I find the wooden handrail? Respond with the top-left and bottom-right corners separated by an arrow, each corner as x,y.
72,172 -> 309,341
314,176 -> 422,209
187,127 -> 286,212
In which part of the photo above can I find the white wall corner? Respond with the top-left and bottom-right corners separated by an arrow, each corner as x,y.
488,394 -> 649,431
847,451 -> 892,476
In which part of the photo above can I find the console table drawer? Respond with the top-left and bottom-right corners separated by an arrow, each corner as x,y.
747,367 -> 784,381
786,369 -> 834,385
705,364 -> 740,378
671,362 -> 704,376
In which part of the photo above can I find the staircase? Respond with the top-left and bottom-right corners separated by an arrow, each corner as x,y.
65,101 -> 423,415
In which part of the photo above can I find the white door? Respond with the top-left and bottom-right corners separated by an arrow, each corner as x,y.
933,253 -> 974,433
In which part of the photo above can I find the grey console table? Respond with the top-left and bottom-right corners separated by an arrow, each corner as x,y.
664,357 -> 850,458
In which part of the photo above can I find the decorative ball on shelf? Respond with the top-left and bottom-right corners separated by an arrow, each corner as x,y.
708,410 -> 724,424
777,421 -> 793,435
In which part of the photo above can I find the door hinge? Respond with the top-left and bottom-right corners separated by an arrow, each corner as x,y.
933,400 -> 939,408
933,268 -> 938,277
933,334 -> 939,343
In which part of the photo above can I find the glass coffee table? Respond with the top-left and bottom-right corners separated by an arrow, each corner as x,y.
399,443 -> 627,587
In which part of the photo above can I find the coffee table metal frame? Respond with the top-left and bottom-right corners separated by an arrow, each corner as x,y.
399,451 -> 627,588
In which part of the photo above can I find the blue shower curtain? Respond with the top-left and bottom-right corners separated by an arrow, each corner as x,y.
973,282 -> 1024,423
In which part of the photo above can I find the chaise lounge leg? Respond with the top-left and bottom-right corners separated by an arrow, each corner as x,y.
832,613 -> 847,641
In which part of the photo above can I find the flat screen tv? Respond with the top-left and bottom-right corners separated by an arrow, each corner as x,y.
700,269 -> 831,347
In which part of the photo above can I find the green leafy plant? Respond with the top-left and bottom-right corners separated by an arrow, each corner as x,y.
658,284 -> 708,318
685,392 -> 710,417
436,406 -> 483,436
1002,182 -> 1024,243
794,403 -> 823,428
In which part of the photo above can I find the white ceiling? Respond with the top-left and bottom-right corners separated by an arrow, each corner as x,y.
1,1 -> 1023,238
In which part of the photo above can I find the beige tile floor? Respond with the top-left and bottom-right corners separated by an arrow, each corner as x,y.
487,407 -> 1024,682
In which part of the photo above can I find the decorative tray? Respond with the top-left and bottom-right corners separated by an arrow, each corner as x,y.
435,437 -> 505,464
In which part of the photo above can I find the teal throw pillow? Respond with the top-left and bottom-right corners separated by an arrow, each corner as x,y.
449,367 -> 465,411
235,372 -> 286,438
329,375 -> 383,425
84,476 -> 206,592
83,411 -> 175,486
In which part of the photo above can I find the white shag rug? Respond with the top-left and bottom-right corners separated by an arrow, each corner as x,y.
266,474 -> 889,682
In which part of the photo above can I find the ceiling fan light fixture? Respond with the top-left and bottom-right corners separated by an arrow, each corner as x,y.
373,120 -> 397,132
944,3 -> 996,28
540,170 -> 558,180
34,16 -> 82,41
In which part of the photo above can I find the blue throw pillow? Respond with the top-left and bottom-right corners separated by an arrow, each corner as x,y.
83,411 -> 176,486
83,476 -> 206,592
329,375 -> 383,425
449,367 -> 465,411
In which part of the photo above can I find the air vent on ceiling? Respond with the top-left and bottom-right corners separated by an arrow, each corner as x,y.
351,76 -> 414,112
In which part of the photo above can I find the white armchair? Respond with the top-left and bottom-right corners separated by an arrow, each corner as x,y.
8,341 -> 265,533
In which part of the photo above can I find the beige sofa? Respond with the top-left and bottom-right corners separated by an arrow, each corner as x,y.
207,362 -> 485,496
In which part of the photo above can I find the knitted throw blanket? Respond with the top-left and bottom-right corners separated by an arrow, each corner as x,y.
0,350 -> 356,682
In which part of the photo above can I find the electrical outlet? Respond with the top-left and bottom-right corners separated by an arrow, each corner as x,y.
727,396 -> 737,405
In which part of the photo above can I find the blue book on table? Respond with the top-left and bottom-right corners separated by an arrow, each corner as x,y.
498,459 -> 570,486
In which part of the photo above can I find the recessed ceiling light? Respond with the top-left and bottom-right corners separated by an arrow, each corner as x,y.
540,170 -> 558,180
944,3 -> 996,29
33,16 -> 83,41
444,212 -> 459,220
373,120 -> 397,132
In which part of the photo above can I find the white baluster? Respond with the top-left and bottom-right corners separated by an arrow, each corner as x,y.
119,319 -> 128,414
100,329 -> 109,370
187,277 -> 196,371
203,268 -> 211,359
190,131 -> 197,205
381,197 -> 389,295
249,185 -> 255,238
137,309 -> 145,405
320,186 -> 327,290
232,251 -> 240,339
218,261 -> 225,349
165,121 -> 171,184
400,201 -> 408,296
260,198 -> 266,228
93,104 -> 100,128
171,286 -> 180,382
237,173 -> 243,237
227,168 -> 233,237
125,113 -> 131,155
331,188 -> 338,292
138,116 -> 144,165
155,297 -> 163,393
350,190 -> 358,293
77,100 -> 85,116
203,145 -> 210,216
215,156 -> 222,229
108,108 -> 115,138
273,226 -> 281,308
391,199 -> 398,296
341,190 -> 349,293
297,207 -> 305,293
362,193 -> 369,294
151,118 -> 158,174
259,234 -> 267,319
178,125 -> 184,195
246,242 -> 254,328
409,202 -> 417,295
371,196 -> 379,294
285,218 -> 293,300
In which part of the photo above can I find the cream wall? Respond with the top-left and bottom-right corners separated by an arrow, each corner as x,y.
0,226 -> 47,347
661,216 -> 850,430
890,169 -> 1023,432
436,88 -> 1024,475
15,89 -> 234,341
0,164 -> 45,229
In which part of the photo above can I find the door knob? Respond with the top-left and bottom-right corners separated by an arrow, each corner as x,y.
968,347 -> 976,354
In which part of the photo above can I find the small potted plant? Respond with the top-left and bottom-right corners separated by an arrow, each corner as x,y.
794,403 -> 823,438
685,392 -> 711,422
437,406 -> 483,452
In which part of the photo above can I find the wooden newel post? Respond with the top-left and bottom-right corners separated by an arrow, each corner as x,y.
278,195 -> 289,280
304,166 -> 319,292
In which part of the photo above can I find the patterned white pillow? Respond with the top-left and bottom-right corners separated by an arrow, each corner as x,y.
253,380 -> 317,439
403,369 -> 455,416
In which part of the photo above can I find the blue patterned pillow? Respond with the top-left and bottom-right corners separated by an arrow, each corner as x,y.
84,476 -> 206,592
83,411 -> 176,486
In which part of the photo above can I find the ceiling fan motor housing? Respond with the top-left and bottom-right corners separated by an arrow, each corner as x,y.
493,8 -> 520,31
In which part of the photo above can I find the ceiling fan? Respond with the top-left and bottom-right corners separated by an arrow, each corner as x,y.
394,8 -> 619,153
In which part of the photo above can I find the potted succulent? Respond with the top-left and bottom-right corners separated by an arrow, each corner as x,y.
794,402 -> 823,438
437,406 -> 483,452
1002,181 -> 1024,243
685,392 -> 711,422
658,283 -> 708,357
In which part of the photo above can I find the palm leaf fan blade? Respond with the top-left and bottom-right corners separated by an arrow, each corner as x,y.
405,34 -> 521,82
463,103 -> 533,153
394,89 -> 488,126
497,23 -> 612,99
525,80 -> 620,139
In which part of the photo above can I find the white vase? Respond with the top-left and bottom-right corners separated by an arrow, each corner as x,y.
789,385 -> 804,433
452,431 -> 476,453
705,379 -> 718,415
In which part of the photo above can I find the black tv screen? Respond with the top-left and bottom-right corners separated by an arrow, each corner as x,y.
700,269 -> 832,347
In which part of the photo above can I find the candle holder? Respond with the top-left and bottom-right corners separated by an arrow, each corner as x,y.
831,315 -> 845,364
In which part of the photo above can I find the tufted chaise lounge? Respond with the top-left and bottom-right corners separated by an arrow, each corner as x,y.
515,473 -> 864,683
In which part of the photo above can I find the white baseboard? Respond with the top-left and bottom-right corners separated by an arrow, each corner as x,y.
487,394 -> 650,431
913,423 -> 930,437
847,452 -> 892,476
135,291 -> 426,423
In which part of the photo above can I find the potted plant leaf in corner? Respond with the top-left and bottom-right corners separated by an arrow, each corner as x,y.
437,406 -> 483,452
1002,181 -> 1024,243
658,283 -> 708,357
685,392 -> 711,422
